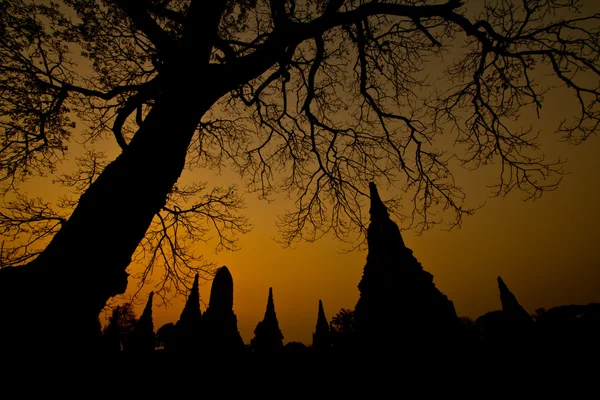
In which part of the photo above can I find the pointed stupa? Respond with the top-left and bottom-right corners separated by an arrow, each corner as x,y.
266,287 -> 277,320
312,299 -> 331,352
354,182 -> 462,353
498,276 -> 533,321
174,274 -> 203,353
179,274 -> 202,322
369,182 -> 389,220
202,266 -> 245,353
142,291 -> 154,318
250,287 -> 284,353
315,300 -> 329,333
366,182 -> 406,257
126,291 -> 155,353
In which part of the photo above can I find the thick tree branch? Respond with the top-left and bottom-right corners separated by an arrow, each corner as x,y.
218,0 -> 463,93
114,0 -> 175,52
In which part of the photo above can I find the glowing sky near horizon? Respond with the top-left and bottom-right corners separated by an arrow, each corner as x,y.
110,79 -> 600,345
4,0 -> 600,346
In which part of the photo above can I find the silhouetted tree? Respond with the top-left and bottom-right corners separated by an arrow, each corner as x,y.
102,303 -> 137,353
155,322 -> 176,351
2,0 -> 600,352
330,308 -> 355,334
329,308 -> 355,352
284,341 -> 310,355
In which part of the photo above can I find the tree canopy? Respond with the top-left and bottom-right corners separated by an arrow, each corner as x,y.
1,0 -> 599,301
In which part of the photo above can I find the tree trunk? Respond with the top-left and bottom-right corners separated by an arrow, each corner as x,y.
0,77 -> 217,354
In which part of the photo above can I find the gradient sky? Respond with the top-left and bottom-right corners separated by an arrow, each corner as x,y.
5,1 -> 600,346
120,74 -> 600,345
112,80 -> 600,345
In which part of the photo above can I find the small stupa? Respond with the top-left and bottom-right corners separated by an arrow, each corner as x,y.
312,299 -> 331,352
250,287 -> 284,353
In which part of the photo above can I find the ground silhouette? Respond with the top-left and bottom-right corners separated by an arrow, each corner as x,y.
2,1 -> 600,358
2,183 -> 599,371
83,183 -> 600,366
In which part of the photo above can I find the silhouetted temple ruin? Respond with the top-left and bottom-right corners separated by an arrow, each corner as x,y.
173,274 -> 203,353
476,276 -> 534,347
353,182 -> 463,352
251,287 -> 284,353
498,276 -> 533,322
126,291 -> 155,354
201,266 -> 245,354
535,303 -> 600,352
45,187 -> 600,359
312,299 -> 331,352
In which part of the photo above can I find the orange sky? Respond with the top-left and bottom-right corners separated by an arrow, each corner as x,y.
5,1 -> 600,346
123,80 -> 600,345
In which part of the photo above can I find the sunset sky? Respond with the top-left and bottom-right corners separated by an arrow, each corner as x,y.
5,1 -> 600,346
117,83 -> 600,345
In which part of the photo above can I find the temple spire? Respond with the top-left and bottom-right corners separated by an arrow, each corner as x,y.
312,299 -> 331,352
179,274 -> 201,322
369,182 -> 389,220
138,291 -> 154,329
250,287 -> 284,353
266,287 -> 276,318
497,276 -> 532,321
316,300 -> 328,331
173,273 -> 202,353
143,291 -> 154,316
355,182 -> 462,353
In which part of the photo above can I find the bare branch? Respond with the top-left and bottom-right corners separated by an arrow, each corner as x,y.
0,192 -> 67,268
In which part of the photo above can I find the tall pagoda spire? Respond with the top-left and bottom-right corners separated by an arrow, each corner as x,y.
354,182 -> 462,353
369,182 -> 389,220
202,266 -> 245,353
250,287 -> 284,353
179,274 -> 201,322
498,276 -> 533,321
266,287 -> 277,319
312,299 -> 331,352
365,182 -> 406,256
174,274 -> 202,353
